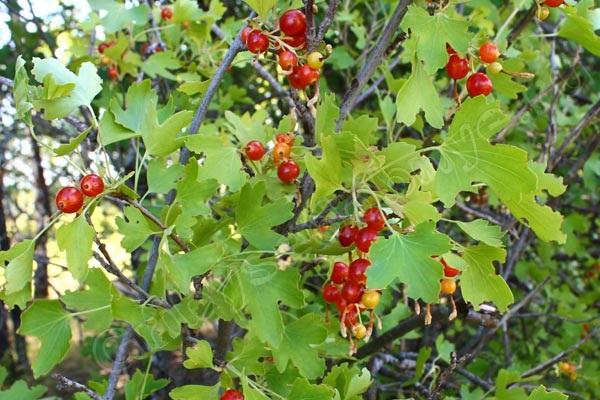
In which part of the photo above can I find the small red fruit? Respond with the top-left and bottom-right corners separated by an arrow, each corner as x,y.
80,174 -> 105,197
355,227 -> 378,253
341,281 -> 363,303
220,389 -> 244,400
246,30 -> 270,54
275,133 -> 294,145
363,207 -> 385,231
446,54 -> 470,80
466,72 -> 493,97
107,66 -> 119,80
56,187 -> 84,214
97,42 -> 110,54
338,225 -> 358,247
335,297 -> 348,313
278,50 -> 298,70
479,42 -> 500,63
277,160 -> 300,183
322,282 -> 340,303
342,305 -> 358,327
331,262 -> 349,284
282,34 -> 306,49
279,10 -> 307,37
440,258 -> 460,278
241,27 -> 252,45
446,43 -> 456,54
272,142 -> 292,165
288,65 -> 320,89
349,258 -> 371,285
244,140 -> 266,161
544,0 -> 563,6
160,7 -> 173,20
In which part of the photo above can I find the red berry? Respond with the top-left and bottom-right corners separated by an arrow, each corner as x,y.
322,282 -> 340,303
241,27 -> 252,45
160,7 -> 173,20
279,10 -> 307,37
466,72 -> 493,97
342,305 -> 359,327
363,207 -> 385,231
107,67 -> 119,80
338,225 -> 358,247
277,160 -> 300,183
446,43 -> 456,54
341,281 -> 363,303
349,258 -> 371,285
479,42 -> 500,63
244,140 -> 266,161
275,133 -> 294,145
221,389 -> 244,400
246,30 -> 270,54
97,42 -> 109,54
288,65 -> 320,89
331,262 -> 349,284
335,297 -> 348,313
80,174 -> 105,197
355,227 -> 378,253
440,258 -> 460,278
544,0 -> 563,6
283,34 -> 306,49
278,50 -> 298,70
446,54 -> 470,80
55,187 -> 84,214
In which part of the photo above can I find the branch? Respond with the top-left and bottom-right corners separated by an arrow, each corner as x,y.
336,0 -> 412,130
53,373 -> 102,400
315,0 -> 340,45
429,353 -> 470,400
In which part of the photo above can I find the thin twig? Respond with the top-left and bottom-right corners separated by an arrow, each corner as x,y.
53,373 -> 102,400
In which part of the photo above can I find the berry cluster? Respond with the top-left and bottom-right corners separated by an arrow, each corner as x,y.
537,0 -> 564,20
446,41 -> 502,98
220,389 -> 244,400
97,40 -> 120,80
55,174 -> 104,214
322,207 -> 386,354
244,133 -> 300,184
240,9 -> 327,90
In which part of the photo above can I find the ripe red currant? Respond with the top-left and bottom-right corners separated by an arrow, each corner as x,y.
220,389 -> 244,400
544,0 -> 563,6
338,225 -> 358,247
80,174 -> 105,197
341,281 -> 363,303
446,54 -> 470,80
107,67 -> 119,80
97,42 -> 110,54
355,227 -> 378,253
342,305 -> 359,327
335,297 -> 348,313
246,30 -> 270,54
279,10 -> 307,37
466,72 -> 493,97
244,140 -> 266,161
55,187 -> 84,214
479,42 -> 500,63
440,258 -> 460,278
349,258 -> 371,285
241,26 -> 252,45
277,160 -> 300,184
363,207 -> 385,231
331,262 -> 349,284
278,50 -> 298,70
322,282 -> 340,303
446,43 -> 456,55
288,65 -> 320,89
275,133 -> 294,145
160,7 -> 173,20
283,34 -> 306,49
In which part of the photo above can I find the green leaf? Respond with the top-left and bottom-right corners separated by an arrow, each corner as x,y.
177,80 -> 210,96
99,109 -> 138,146
90,2 -> 150,33
0,380 -> 47,400
402,5 -> 472,73
489,72 -> 527,100
53,127 -> 92,156
61,269 -> 114,331
19,300 -> 71,378
115,206 -> 161,252
13,56 -> 32,125
153,296 -> 204,338
31,58 -> 101,119
287,377 -> 335,400
169,384 -> 219,399
395,58 -> 444,129
558,8 -> 600,56
527,385 -> 568,400
172,0 -> 204,23
174,159 -> 218,217
367,223 -> 451,303
110,80 -> 157,133
316,93 -> 340,141
377,142 -> 422,183
147,158 -> 185,194
124,369 -> 169,400
142,51 -> 181,80
456,219 -> 505,247
39,74 -> 75,99
240,263 -> 304,347
323,364 -> 372,400
243,0 -> 275,18
183,340 -> 214,369
56,215 -> 94,282
0,240 -> 34,308
435,96 -> 565,243
169,245 -> 222,292
460,245 -> 514,312
305,136 -> 343,207
235,181 -> 294,250
273,314 -> 328,380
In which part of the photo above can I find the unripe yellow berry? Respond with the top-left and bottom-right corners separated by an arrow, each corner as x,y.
307,52 -> 324,69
